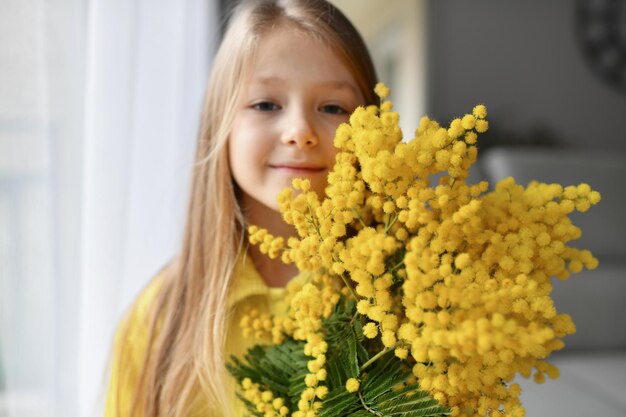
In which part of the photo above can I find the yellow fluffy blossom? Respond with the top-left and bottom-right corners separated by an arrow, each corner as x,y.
240,378 -> 288,417
345,378 -> 360,393
374,82 -> 390,99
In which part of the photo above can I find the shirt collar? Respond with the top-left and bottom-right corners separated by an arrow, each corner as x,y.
227,251 -> 270,310
227,251 -> 312,310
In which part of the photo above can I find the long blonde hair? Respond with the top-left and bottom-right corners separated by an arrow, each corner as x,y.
119,1 -> 378,416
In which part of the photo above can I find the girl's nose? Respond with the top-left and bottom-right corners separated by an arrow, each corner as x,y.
281,110 -> 318,148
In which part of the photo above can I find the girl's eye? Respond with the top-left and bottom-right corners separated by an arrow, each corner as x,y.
321,104 -> 348,115
252,101 -> 280,111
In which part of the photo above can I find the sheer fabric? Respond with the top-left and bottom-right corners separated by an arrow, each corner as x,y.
0,1 -> 218,416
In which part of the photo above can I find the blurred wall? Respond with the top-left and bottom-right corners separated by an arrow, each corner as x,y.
427,0 -> 626,151
330,0 -> 428,138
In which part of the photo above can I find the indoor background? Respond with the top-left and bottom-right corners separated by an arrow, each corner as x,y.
1,0 -> 624,416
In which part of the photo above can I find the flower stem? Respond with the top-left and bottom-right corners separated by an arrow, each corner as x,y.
384,213 -> 398,234
389,259 -> 404,272
340,273 -> 359,301
352,208 -> 367,228
360,346 -> 392,372
307,203 -> 322,238
358,390 -> 384,416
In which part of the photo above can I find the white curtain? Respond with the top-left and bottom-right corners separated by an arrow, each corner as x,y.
0,1 -> 219,416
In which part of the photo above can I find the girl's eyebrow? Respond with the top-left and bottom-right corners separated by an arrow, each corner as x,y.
321,80 -> 360,95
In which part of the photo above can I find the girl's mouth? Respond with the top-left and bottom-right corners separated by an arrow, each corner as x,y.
269,164 -> 325,174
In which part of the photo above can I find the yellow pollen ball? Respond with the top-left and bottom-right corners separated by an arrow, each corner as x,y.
473,104 -> 487,119
346,378 -> 360,393
475,119 -> 489,133
454,253 -> 471,269
273,398 -> 284,409
305,374 -> 318,387
395,347 -> 409,359
261,390 -> 274,402
374,82 -> 390,98
363,322 -> 379,338
461,114 -> 476,130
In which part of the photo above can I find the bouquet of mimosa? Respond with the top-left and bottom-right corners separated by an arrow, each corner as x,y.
228,84 -> 601,417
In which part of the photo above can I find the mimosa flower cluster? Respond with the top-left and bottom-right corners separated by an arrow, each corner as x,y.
236,84 -> 601,417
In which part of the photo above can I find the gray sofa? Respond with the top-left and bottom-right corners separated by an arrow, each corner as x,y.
478,147 -> 626,416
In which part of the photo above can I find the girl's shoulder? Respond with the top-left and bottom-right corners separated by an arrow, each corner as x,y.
105,261 -> 177,416
114,260 -> 177,355
131,263 -> 173,322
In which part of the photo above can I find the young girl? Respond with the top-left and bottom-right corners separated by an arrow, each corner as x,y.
104,1 -> 378,416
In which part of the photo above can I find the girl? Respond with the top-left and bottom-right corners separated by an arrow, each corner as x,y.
104,0 -> 378,416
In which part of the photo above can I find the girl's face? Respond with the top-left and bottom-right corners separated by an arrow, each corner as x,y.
229,25 -> 364,216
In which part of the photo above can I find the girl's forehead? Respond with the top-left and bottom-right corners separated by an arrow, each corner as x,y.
256,25 -> 329,59
258,21 -> 324,47
248,25 -> 357,86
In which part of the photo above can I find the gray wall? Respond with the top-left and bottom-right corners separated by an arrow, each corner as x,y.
427,0 -> 626,151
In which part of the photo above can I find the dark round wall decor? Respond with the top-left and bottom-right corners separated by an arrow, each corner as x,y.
575,0 -> 626,94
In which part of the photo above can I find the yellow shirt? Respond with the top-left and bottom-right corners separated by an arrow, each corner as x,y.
104,255 -> 306,417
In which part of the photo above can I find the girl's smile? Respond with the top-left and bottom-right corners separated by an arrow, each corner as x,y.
228,24 -> 365,216
268,162 -> 326,174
